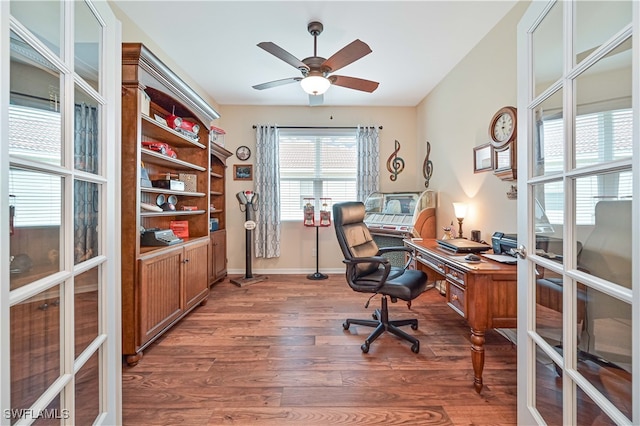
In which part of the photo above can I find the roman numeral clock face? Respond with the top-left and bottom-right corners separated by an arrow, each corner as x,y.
489,106 -> 517,150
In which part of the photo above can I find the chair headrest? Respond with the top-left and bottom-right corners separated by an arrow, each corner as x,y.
333,201 -> 366,226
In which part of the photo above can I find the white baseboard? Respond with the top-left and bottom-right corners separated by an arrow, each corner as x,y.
227,268 -> 345,275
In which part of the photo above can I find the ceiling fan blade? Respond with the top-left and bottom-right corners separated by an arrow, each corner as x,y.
252,77 -> 302,90
309,94 -> 324,106
329,75 -> 379,93
322,39 -> 372,73
257,42 -> 310,72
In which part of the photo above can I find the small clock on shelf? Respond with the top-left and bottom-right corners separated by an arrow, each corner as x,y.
235,145 -> 251,161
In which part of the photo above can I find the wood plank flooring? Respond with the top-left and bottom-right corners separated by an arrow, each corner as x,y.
122,274 -> 518,425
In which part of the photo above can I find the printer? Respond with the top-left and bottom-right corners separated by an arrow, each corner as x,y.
491,232 -> 518,256
492,232 -> 566,257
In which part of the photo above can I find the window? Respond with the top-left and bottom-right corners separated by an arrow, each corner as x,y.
279,129 -> 357,221
540,108 -> 632,225
9,104 -> 63,227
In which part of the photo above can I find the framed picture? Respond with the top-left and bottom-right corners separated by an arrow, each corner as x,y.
233,164 -> 253,181
473,143 -> 494,173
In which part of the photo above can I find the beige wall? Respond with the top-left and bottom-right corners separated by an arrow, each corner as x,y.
416,1 -> 529,244
219,105 -> 416,273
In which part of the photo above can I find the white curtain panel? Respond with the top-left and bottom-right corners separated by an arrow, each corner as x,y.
356,126 -> 380,201
254,125 -> 281,258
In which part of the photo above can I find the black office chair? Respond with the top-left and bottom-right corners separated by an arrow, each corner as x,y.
333,201 -> 428,353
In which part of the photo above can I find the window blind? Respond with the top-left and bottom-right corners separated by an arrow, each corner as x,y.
279,129 -> 357,221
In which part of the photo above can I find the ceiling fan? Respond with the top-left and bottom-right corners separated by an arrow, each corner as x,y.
252,21 -> 379,106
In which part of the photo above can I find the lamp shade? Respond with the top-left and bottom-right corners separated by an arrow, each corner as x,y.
300,75 -> 331,95
453,202 -> 468,219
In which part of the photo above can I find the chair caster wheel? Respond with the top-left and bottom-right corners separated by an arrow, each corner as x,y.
361,343 -> 370,353
372,313 -> 378,320
411,323 -> 418,330
411,343 -> 419,353
343,322 -> 350,330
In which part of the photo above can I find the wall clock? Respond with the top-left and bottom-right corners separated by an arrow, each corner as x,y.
489,106 -> 517,150
235,145 -> 251,161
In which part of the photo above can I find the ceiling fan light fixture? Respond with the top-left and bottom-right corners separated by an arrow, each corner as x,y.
300,75 -> 331,95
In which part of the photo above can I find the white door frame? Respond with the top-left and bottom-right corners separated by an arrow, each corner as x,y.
517,1 -> 638,424
0,1 -> 121,424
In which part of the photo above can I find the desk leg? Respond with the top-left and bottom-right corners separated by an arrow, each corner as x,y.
470,327 -> 485,393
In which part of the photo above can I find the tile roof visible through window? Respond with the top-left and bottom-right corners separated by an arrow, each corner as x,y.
9,104 -> 61,160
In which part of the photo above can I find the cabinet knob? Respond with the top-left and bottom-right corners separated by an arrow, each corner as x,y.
38,303 -> 49,311
183,258 -> 190,263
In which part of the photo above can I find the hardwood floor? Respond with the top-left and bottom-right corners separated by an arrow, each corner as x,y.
122,274 -> 517,425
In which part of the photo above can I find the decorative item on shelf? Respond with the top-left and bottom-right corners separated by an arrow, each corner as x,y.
156,194 -> 177,211
386,139 -> 405,181
210,126 -> 226,147
181,206 -> 198,211
151,179 -> 184,191
507,184 -> 517,199
166,107 -> 200,141
441,222 -> 453,240
141,141 -> 177,159
453,202 -> 468,239
209,218 -> 219,231
169,220 -> 189,239
423,141 -> 433,188
303,198 -> 315,226
140,162 -> 152,188
140,90 -> 150,116
178,173 -> 197,192
153,114 -> 168,127
319,198 -> 332,226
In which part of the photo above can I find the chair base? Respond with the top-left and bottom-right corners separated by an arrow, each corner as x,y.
343,296 -> 420,353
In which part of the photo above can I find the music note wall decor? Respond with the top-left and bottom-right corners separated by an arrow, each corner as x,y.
386,139 -> 405,181
423,141 -> 434,188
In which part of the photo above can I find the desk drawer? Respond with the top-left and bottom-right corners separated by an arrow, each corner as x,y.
447,282 -> 466,317
416,252 -> 446,275
446,266 -> 466,287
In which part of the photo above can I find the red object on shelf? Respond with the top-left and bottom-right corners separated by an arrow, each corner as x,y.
169,220 -> 189,239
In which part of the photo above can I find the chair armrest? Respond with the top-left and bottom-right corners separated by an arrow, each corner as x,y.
343,256 -> 392,292
377,246 -> 412,255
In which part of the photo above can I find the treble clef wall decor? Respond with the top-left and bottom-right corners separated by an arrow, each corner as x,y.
423,141 -> 434,188
386,139 -> 405,181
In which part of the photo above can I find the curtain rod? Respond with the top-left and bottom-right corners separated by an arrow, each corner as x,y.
252,125 -> 383,130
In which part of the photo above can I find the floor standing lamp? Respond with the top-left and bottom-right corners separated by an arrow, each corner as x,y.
304,198 -> 331,280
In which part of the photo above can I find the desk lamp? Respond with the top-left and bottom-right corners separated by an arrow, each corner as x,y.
453,202 -> 468,238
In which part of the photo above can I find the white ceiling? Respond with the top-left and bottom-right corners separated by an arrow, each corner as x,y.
112,1 -> 518,107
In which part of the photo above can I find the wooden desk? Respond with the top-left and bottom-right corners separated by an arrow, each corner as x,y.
404,238 -> 517,393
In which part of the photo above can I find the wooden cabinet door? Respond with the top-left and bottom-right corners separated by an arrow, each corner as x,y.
138,246 -> 183,346
183,238 -> 209,310
210,229 -> 227,283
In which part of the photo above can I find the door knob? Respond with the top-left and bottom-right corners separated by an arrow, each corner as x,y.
511,245 -> 526,259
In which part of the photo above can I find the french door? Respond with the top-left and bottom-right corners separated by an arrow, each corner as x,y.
1,1 -> 121,424
517,1 -> 637,424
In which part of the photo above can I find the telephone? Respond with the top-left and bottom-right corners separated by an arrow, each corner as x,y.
140,228 -> 183,246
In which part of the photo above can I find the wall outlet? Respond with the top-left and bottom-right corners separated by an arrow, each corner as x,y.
311,248 -> 317,257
